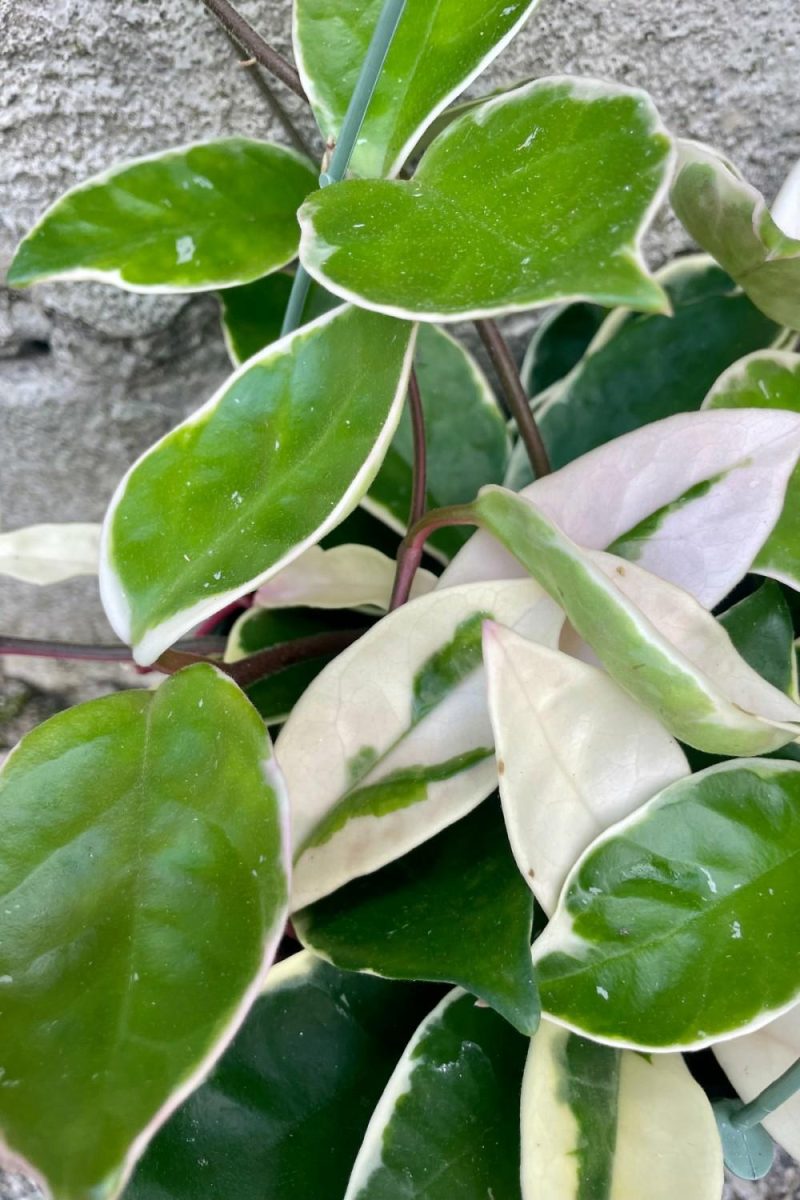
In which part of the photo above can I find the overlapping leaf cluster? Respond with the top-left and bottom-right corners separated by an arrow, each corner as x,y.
3,1 -> 800,1197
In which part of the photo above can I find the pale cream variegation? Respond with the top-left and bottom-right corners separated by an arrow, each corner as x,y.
714,1008 -> 800,1162
254,544 -> 436,612
0,522 -> 101,585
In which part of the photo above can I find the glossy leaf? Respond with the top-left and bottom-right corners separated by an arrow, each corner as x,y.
443,408 -> 800,610
483,622 -> 689,914
367,324 -> 509,558
774,155 -> 800,238
219,273 -> 340,364
344,989 -> 526,1199
718,581 -> 797,697
0,663 -> 289,1200
277,579 -> 563,910
472,487 -> 800,754
100,306 -> 415,665
703,351 -> 800,591
671,140 -> 800,329
0,521 -> 100,584
254,543 -> 435,611
299,78 -> 673,322
128,951 -> 436,1200
714,1006 -> 800,1163
294,799 -> 540,1034
294,0 -> 544,179
522,1020 -> 723,1200
534,759 -> 800,1049
510,257 -> 780,483
8,140 -> 316,292
521,301 -> 605,400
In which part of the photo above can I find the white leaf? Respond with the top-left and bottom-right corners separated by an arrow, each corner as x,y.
254,544 -> 436,611
0,522 -> 101,584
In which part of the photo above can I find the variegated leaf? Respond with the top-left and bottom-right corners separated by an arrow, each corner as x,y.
0,522 -> 100,584
254,544 -> 435,612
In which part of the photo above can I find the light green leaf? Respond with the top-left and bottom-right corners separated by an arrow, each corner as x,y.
100,306 -> 415,665
0,663 -> 288,1200
472,487 -> 800,754
254,543 -> 435,611
366,324 -> 509,558
444,407 -> 800,610
299,78 -> 673,322
714,1006 -> 800,1163
510,256 -> 781,483
128,951 -> 436,1200
483,622 -> 689,914
293,0 -> 544,179
277,578 -> 563,909
294,799 -> 540,1034
0,521 -> 100,584
534,759 -> 800,1050
344,989 -> 527,1200
8,139 -> 317,293
671,140 -> 800,329
719,581 -> 797,697
219,272 -> 341,364
520,301 -> 605,400
703,351 -> 800,591
522,1019 -> 723,1200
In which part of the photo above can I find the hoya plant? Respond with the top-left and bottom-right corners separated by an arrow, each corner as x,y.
3,0 -> 800,1197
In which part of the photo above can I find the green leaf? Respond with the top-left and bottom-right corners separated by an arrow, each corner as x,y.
294,799 -> 540,1035
534,759 -> 800,1050
367,325 -> 509,558
714,1007 -> 800,1163
0,521 -> 100,584
443,408 -> 800,611
344,989 -> 527,1199
703,351 -> 800,591
100,306 -> 415,665
253,543 -> 436,611
299,78 -> 673,321
293,0 -> 544,180
127,951 -> 437,1200
277,579 -> 563,909
520,301 -> 605,400
522,1020 -> 723,1200
472,487 -> 800,754
719,581 -> 797,697
670,140 -> 800,329
7,139 -> 317,292
219,273 -> 341,364
483,622 -> 688,914
509,257 -> 780,484
0,663 -> 288,1200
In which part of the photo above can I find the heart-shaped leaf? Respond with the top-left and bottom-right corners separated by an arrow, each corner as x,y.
127,951 -> 436,1200
294,0 -> 544,180
472,487 -> 800,754
0,663 -> 288,1200
100,306 -> 415,665
299,78 -> 673,322
344,989 -> 527,1200
443,408 -> 800,610
0,522 -> 100,584
671,140 -> 800,330
534,759 -> 800,1049
522,1019 -> 723,1200
483,622 -> 689,914
8,140 -> 316,292
294,799 -> 540,1034
277,579 -> 563,910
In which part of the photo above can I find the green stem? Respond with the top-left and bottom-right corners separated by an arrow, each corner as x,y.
731,1055 -> 800,1130
281,0 -> 408,336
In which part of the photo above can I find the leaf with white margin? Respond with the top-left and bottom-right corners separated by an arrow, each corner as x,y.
128,951 -> 436,1200
703,351 -> 800,591
100,306 -> 415,666
294,0 -> 545,180
7,139 -> 317,293
534,759 -> 800,1051
774,155 -> 800,239
277,578 -> 563,910
483,622 -> 689,914
254,544 -> 436,611
714,1006 -> 800,1163
299,77 -> 673,322
522,1019 -> 723,1200
442,408 -> 800,610
0,663 -> 289,1200
344,988 -> 527,1200
472,487 -> 800,754
0,522 -> 100,584
671,140 -> 800,330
